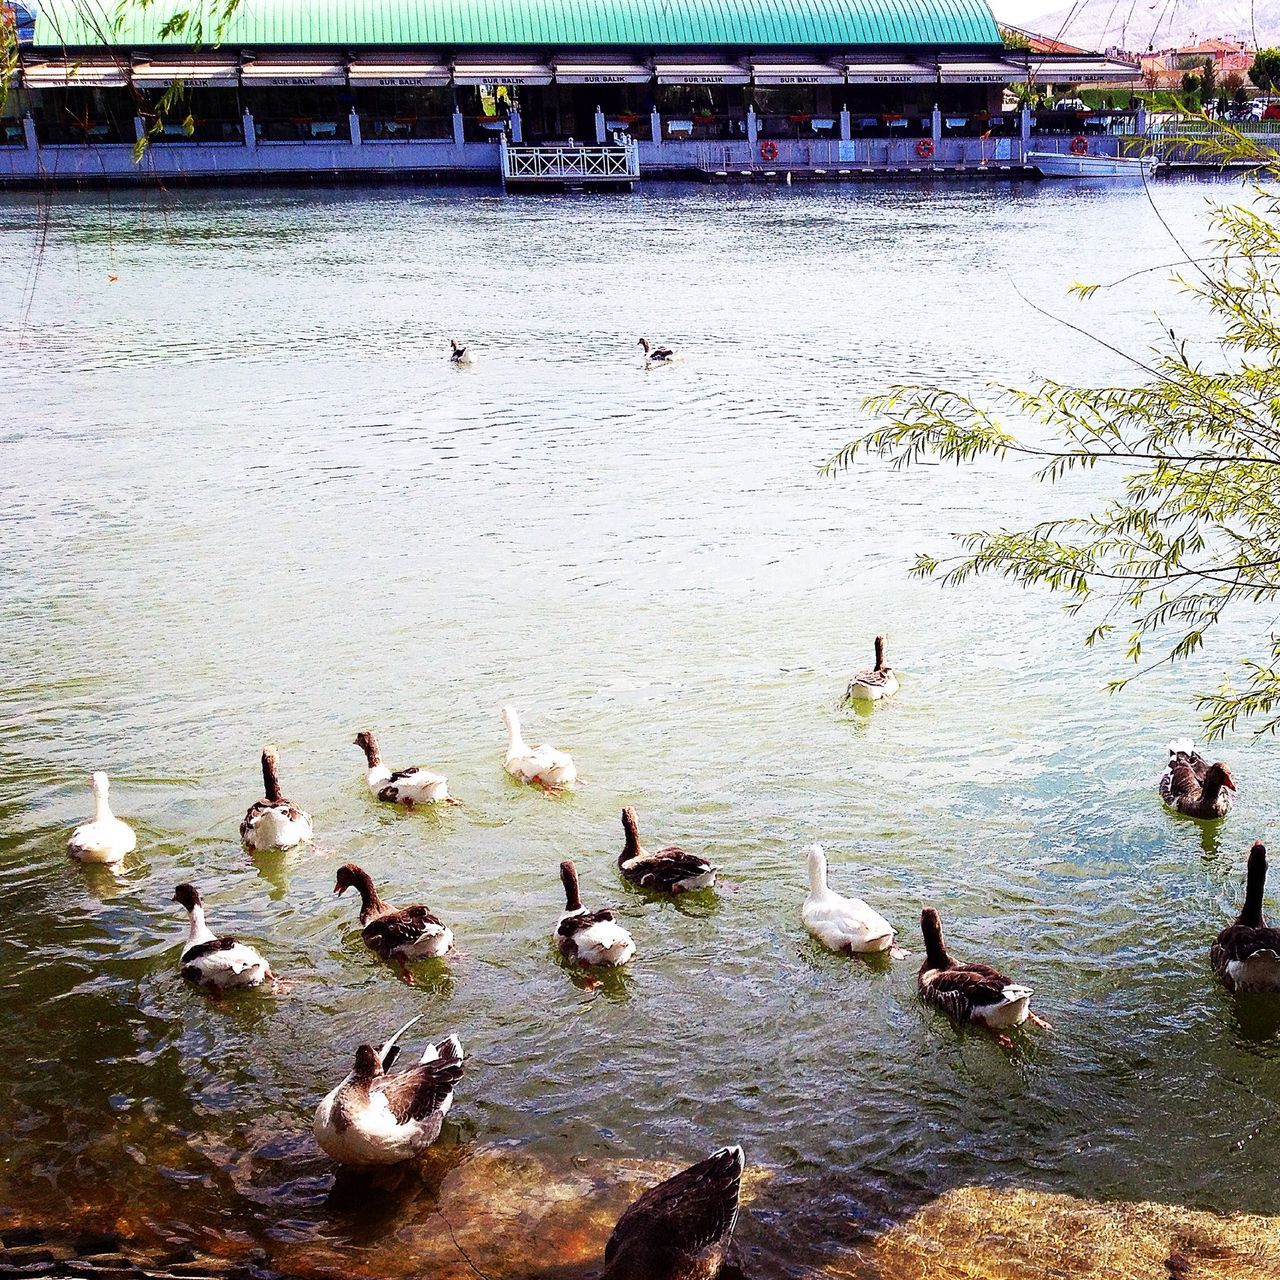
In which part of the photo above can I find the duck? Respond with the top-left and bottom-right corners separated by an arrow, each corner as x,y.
67,771 -> 136,865
313,1014 -> 464,1168
603,1145 -> 744,1280
172,883 -> 273,992
638,337 -> 675,366
801,844 -> 897,955
354,730 -> 458,807
334,862 -> 453,982
450,338 -> 475,366
618,807 -> 717,893
846,635 -> 899,701
502,705 -> 577,793
917,907 -> 1050,1049
555,860 -> 635,968
1161,738 -> 1236,819
239,746 -> 313,851
1211,841 -> 1280,993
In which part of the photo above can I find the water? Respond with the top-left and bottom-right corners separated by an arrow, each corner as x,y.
1,177 -> 1277,1276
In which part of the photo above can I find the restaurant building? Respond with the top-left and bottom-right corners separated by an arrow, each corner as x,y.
0,0 -> 1141,185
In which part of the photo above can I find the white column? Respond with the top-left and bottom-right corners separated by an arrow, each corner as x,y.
931,103 -> 942,149
23,114 -> 37,152
134,116 -> 146,143
452,108 -> 465,148
746,106 -> 758,146
510,107 -> 523,144
243,111 -> 257,150
349,109 -> 362,146
839,107 -> 851,142
1136,104 -> 1147,136
650,108 -> 661,146
1020,104 -> 1032,143
594,104 -> 606,144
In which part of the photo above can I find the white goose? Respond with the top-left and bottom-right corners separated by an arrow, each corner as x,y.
313,1015 -> 464,1167
450,338 -> 475,367
801,844 -> 898,955
637,337 -> 675,367
67,772 -> 136,865
173,883 -> 273,992
354,730 -> 457,806
502,706 -> 577,793
555,860 -> 635,968
240,746 -> 313,852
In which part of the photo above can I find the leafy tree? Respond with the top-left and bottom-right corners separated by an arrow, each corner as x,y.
1200,56 -> 1217,106
1252,48 -> 1280,92
826,176 -> 1280,738
1222,69 -> 1247,97
1181,72 -> 1201,97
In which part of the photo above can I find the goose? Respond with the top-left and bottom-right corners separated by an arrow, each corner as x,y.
917,907 -> 1050,1049
313,1015 -> 464,1167
1161,738 -> 1235,819
334,862 -> 453,982
846,635 -> 899,702
1211,841 -> 1280,993
173,883 -> 273,993
502,705 -> 577,793
801,844 -> 898,955
618,807 -> 717,893
240,746 -> 313,852
67,772 -> 136,865
555,860 -> 635,968
450,338 -> 475,366
354,730 -> 458,807
638,337 -> 675,366
603,1145 -> 744,1280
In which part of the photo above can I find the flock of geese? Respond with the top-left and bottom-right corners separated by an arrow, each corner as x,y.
448,336 -> 677,369
60,639 -> 1280,1279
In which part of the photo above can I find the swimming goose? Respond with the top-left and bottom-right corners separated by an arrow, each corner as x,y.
638,337 -> 675,366
618,807 -> 717,893
240,746 -> 313,852
334,862 -> 453,982
313,1015 -> 464,1167
847,635 -> 899,702
1212,841 -> 1280,993
1161,738 -> 1236,819
67,772 -> 136,865
555,860 -> 635,968
354,730 -> 457,807
917,907 -> 1050,1049
450,338 -> 475,366
502,705 -> 577,793
801,844 -> 897,954
173,883 -> 273,992
603,1145 -> 744,1280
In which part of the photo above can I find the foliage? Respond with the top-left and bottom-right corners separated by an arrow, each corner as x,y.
1181,72 -> 1201,97
1000,25 -> 1031,50
1223,70 -> 1247,97
1200,56 -> 1217,106
825,147 -> 1280,738
1252,48 -> 1280,93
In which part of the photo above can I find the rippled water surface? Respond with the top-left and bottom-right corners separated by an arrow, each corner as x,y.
1,177 -> 1278,1275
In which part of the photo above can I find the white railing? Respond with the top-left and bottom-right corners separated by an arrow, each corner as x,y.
500,138 -> 639,183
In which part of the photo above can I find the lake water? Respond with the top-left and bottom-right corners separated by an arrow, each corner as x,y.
1,175 -> 1277,1277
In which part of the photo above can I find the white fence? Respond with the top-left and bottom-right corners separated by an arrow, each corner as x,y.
500,139 -> 639,184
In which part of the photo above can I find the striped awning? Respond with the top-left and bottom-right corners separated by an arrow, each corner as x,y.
843,60 -> 935,83
935,58 -> 1016,83
240,61 -> 347,86
21,59 -> 129,88
131,60 -> 240,88
348,58 -> 451,86
751,59 -> 843,85
655,60 -> 750,85
553,59 -> 652,84
453,60 -> 553,85
1006,55 -> 1142,83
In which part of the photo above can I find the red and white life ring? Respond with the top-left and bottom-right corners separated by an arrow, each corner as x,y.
1069,135 -> 1088,156
759,139 -> 779,161
916,138 -> 935,159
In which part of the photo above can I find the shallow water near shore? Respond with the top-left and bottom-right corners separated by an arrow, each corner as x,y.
1,175 -> 1278,1275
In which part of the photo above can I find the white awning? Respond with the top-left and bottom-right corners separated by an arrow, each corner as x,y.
131,61 -> 239,88
843,60 -> 935,84
935,60 -> 1018,84
348,59 -> 451,87
654,61 -> 750,85
241,62 -> 347,87
751,60 -> 843,86
453,61 -> 553,85
1007,56 -> 1142,83
553,60 -> 652,84
21,60 -> 129,88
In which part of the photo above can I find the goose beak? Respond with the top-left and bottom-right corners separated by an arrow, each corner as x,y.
334,882 -> 346,895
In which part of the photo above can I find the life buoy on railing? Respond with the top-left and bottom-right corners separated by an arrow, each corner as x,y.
916,138 -> 935,159
1069,135 -> 1088,156
759,140 -> 779,161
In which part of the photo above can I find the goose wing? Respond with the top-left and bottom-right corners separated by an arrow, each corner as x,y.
605,1146 -> 743,1266
1212,923 -> 1280,972
558,907 -> 616,938
622,845 -> 715,891
378,1036 -> 464,1124
363,904 -> 445,955
922,963 -> 1013,1019
1161,753 -> 1203,806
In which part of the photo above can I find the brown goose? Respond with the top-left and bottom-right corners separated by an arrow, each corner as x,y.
354,729 -> 457,806
618,807 -> 717,893
847,635 -> 899,701
1211,842 -> 1280,993
313,1015 -> 464,1167
1160,738 -> 1235,819
603,1145 -> 744,1280
239,746 -> 313,851
555,860 -> 635,967
334,863 -> 453,983
917,908 -> 1050,1049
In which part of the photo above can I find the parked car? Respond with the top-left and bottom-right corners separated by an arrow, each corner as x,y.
1052,97 -> 1088,112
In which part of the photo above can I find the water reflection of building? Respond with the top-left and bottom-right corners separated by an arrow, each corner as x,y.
0,0 -> 1140,185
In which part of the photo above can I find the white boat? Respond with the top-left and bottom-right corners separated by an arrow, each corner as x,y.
1027,150 -> 1155,180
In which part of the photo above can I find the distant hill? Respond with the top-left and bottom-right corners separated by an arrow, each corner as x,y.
995,0 -> 1280,53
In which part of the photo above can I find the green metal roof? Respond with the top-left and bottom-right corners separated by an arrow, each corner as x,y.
33,0 -> 1002,50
